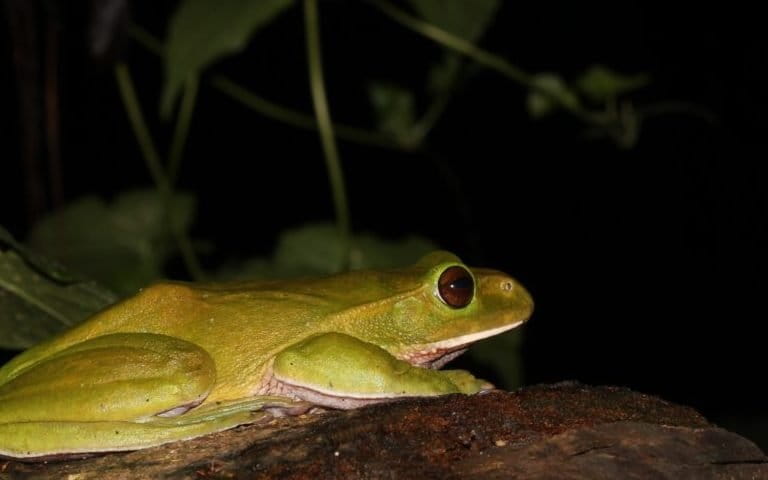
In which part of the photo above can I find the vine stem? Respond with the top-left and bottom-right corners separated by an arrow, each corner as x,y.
366,0 -> 532,85
168,76 -> 199,185
304,0 -> 351,268
128,24 -> 398,150
113,63 -> 205,280
114,63 -> 168,192
211,76 -> 397,150
366,0 -> 594,119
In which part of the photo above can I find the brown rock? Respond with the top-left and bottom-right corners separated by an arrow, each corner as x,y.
2,384 -> 765,479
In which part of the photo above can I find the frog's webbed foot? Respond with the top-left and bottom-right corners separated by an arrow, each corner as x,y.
170,396 -> 312,423
268,332 -> 490,409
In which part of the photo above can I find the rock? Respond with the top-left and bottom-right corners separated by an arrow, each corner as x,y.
2,384 -> 765,479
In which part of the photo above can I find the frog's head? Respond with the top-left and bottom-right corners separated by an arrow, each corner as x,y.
332,251 -> 533,368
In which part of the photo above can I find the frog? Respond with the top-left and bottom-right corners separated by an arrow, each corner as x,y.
0,251 -> 533,460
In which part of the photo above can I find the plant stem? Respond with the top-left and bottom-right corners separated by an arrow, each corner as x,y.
114,63 -> 169,193
168,76 -> 199,185
637,101 -> 718,124
407,55 -> 463,147
127,24 -> 399,151
366,0 -> 591,118
171,218 -> 206,281
367,0 -> 531,85
211,76 -> 397,150
127,24 -> 164,56
304,0 -> 351,268
113,63 -> 205,280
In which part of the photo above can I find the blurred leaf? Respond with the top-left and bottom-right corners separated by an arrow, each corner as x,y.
273,223 -> 437,274
0,226 -> 79,284
272,223 -> 348,276
217,222 -> 438,280
28,190 -> 195,295
349,233 -> 437,271
468,330 -> 524,389
427,54 -> 461,96
368,83 -> 416,142
161,0 -> 294,116
409,0 -> 499,106
408,0 -> 500,43
527,90 -> 555,119
526,73 -> 580,118
0,229 -> 117,350
575,65 -> 649,103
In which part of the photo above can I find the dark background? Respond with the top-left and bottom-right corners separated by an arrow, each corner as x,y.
2,1 -> 766,448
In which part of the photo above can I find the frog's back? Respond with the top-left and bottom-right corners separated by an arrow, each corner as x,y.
0,280 -> 338,386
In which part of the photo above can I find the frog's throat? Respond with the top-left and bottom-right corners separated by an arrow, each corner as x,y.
398,320 -> 526,369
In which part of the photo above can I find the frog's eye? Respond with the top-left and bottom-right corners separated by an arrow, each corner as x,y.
437,266 -> 474,308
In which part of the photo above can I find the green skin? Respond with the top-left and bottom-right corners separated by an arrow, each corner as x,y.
0,251 -> 533,459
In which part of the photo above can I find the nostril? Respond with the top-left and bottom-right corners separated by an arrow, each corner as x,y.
501,280 -> 514,292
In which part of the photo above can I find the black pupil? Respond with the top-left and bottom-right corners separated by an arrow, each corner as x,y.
450,276 -> 473,290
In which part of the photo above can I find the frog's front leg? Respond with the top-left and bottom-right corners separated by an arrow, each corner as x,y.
270,332 -> 492,409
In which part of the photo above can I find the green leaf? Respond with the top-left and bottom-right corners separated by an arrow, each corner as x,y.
408,0 -> 499,99
427,53 -> 461,96
216,222 -> 438,280
575,65 -> 649,103
527,90 -> 555,119
28,190 -> 195,295
0,230 -> 117,350
526,73 -> 580,118
349,234 -> 437,271
161,0 -> 295,116
273,223 -> 438,274
368,83 -> 416,142
272,223 -> 348,276
0,226 -> 78,284
467,330 -> 524,389
408,0 -> 500,43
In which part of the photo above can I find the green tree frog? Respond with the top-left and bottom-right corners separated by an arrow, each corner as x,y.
0,251 -> 532,459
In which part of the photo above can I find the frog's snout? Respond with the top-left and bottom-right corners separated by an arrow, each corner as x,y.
500,279 -> 515,293
477,271 -> 534,321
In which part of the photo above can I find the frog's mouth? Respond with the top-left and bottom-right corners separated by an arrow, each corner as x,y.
398,320 -> 525,369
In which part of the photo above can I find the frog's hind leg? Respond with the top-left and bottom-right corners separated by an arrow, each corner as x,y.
0,333 -> 219,458
0,401 -> 272,460
0,333 -> 217,423
0,397 -> 310,460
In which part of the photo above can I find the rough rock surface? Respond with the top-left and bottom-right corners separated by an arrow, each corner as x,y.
2,383 -> 765,479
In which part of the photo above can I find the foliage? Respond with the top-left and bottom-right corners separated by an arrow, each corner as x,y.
27,190 -> 194,296
0,227 -> 117,349
466,330 -> 524,389
575,65 -> 650,104
408,0 -> 500,43
162,0 -> 295,116
1,0 -> 660,387
526,73 -> 582,119
216,222 -> 437,280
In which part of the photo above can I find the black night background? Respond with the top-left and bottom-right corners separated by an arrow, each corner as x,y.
1,0 -> 766,452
